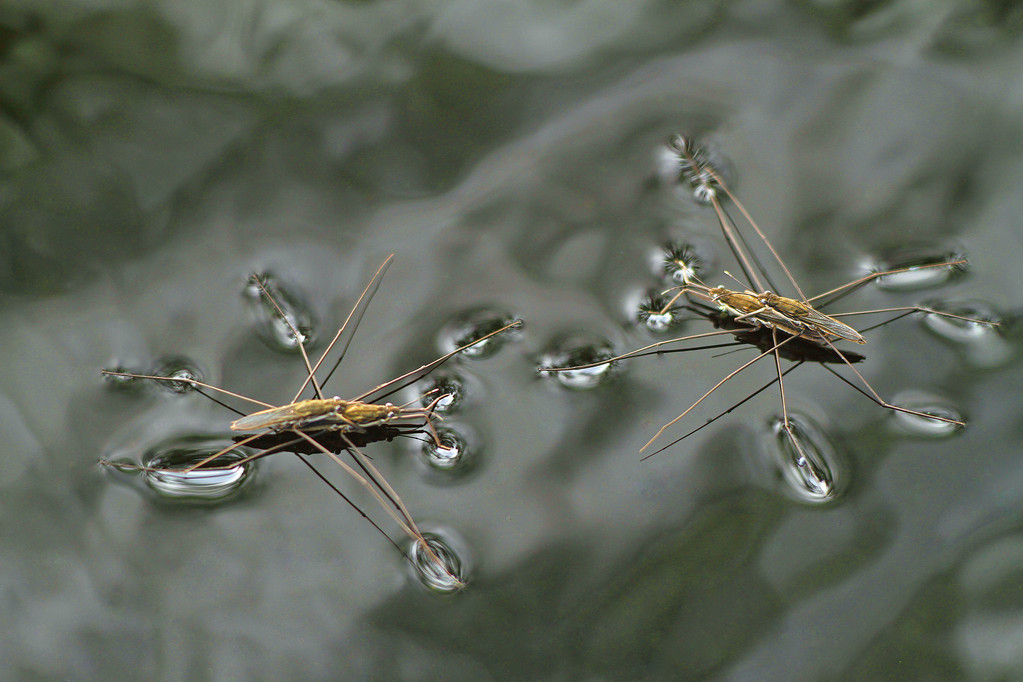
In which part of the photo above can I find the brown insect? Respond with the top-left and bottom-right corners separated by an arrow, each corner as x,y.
547,135 -> 998,472
102,255 -> 521,587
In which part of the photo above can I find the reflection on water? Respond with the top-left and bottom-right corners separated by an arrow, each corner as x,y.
768,412 -> 842,503
890,391 -> 965,438
538,335 -> 617,390
3,1 -> 1023,679
407,528 -> 472,594
869,246 -> 969,292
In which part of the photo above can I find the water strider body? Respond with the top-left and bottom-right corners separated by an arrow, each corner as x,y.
102,254 -> 521,589
229,397 -> 428,433
707,286 -> 867,345
548,135 -> 999,462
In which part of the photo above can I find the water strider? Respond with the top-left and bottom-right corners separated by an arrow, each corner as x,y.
102,255 -> 522,589
546,135 -> 1000,471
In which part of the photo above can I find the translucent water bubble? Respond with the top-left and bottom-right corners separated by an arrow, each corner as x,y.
244,273 -> 317,353
420,426 -> 474,474
869,246 -> 968,292
139,436 -> 256,501
538,336 -> 616,390
658,135 -> 730,204
148,357 -> 204,394
890,392 -> 965,437
407,528 -> 471,593
767,413 -> 841,503
922,302 -> 1011,368
438,308 -> 520,360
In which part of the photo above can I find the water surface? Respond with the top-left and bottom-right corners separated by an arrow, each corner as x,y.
2,2 -> 1023,679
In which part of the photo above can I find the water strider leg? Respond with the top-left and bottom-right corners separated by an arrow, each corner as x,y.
100,370 -> 275,409
817,335 -> 965,427
300,429 -> 461,586
639,334 -> 801,453
251,274 -> 325,400
541,328 -> 747,374
352,319 -> 522,404
294,254 -> 394,401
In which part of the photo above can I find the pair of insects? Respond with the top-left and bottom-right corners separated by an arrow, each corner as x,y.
103,255 -> 521,589
549,135 -> 995,477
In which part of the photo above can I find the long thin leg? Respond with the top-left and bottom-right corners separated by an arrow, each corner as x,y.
100,371 -> 275,409
301,429 -> 460,585
353,319 -> 522,403
542,328 -> 748,374
639,334 -> 800,452
769,328 -> 816,466
819,335 -> 965,426
641,362 -> 803,461
180,432 -> 267,472
296,254 -> 395,401
251,275 -> 324,400
655,284 -> 710,315
292,430 -> 420,543
99,433 -> 305,473
710,170 -> 808,301
291,452 -> 407,558
805,261 -> 969,306
828,305 -> 997,326
711,193 -> 770,295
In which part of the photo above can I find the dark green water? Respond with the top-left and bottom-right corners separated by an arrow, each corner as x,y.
3,2 -> 1023,679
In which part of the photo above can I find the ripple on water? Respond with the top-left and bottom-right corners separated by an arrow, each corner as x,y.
538,334 -> 616,390
868,245 -> 968,292
890,391 -> 965,437
148,357 -> 204,394
112,435 -> 257,502
407,527 -> 471,593
244,272 -> 318,353
766,412 -> 842,503
438,307 -> 519,360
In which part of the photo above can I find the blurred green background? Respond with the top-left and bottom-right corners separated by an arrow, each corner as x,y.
2,1 -> 1023,679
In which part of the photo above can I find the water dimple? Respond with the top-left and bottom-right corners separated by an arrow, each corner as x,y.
244,273 -> 317,353
657,239 -> 712,285
129,435 -> 256,501
890,392 -> 965,437
148,357 -> 204,394
408,528 -> 470,593
658,134 -> 730,204
102,365 -> 149,393
416,371 -> 468,415
420,426 -> 474,474
922,302 -> 1011,368
869,246 -> 968,292
767,413 -> 841,503
634,290 -> 685,332
438,308 -> 519,360
538,336 -> 616,390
